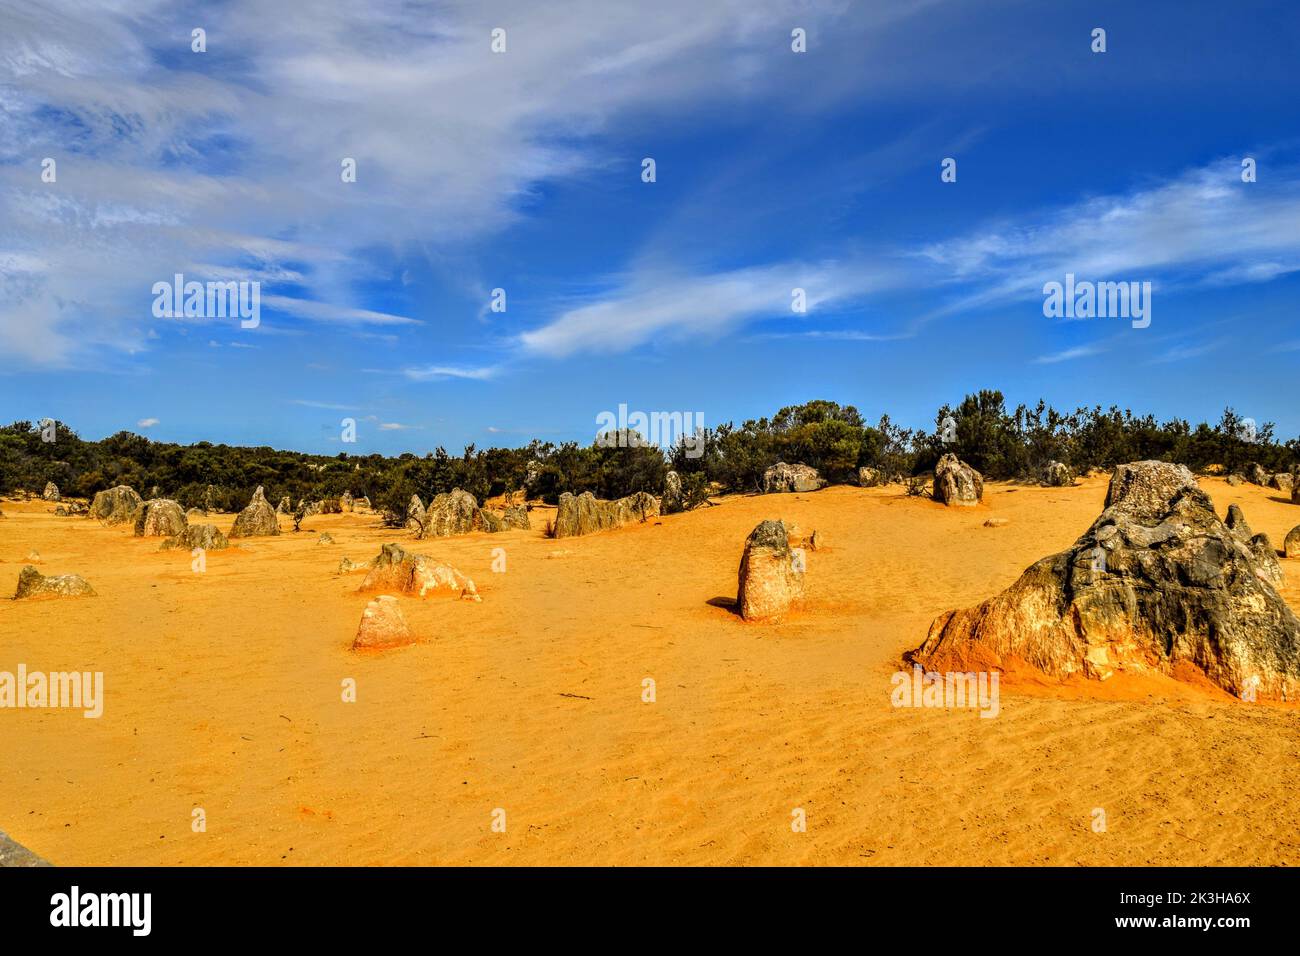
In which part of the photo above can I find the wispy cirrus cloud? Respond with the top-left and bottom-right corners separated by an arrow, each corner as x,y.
519,260 -> 902,358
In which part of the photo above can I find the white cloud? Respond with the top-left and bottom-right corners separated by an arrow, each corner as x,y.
402,365 -> 498,382
519,260 -> 897,358
137,417 -> 160,428
0,0 -> 876,369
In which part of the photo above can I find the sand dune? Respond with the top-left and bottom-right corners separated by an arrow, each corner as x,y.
1,475 -> 1297,865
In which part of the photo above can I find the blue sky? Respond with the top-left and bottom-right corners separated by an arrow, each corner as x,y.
2,0 -> 1298,454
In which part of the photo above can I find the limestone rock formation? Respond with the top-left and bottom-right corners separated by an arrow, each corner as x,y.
89,485 -> 143,525
352,595 -> 414,650
858,466 -> 886,487
984,517 -> 1009,528
160,524 -> 230,552
340,491 -> 354,512
134,499 -> 188,537
1041,461 -> 1073,487
360,543 -> 480,601
275,495 -> 291,515
912,460 -> 1300,699
1225,503 -> 1253,540
1285,525 -> 1300,559
501,504 -> 530,530
42,482 -> 60,501
14,566 -> 96,599
405,494 -> 426,533
339,556 -> 372,574
736,520 -> 805,622
933,454 -> 983,506
418,489 -> 494,538
1249,533 -> 1284,587
1243,462 -> 1270,486
1226,474 -> 1243,486
229,486 -> 280,538
662,471 -> 684,514
553,491 -> 659,538
1270,472 -> 1294,494
0,827 -> 50,866
763,462 -> 825,494
318,532 -> 334,545
355,495 -> 371,511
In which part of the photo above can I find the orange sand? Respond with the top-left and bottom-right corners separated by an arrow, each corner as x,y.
1,475 -> 1298,866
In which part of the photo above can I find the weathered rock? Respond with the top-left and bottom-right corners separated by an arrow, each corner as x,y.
339,556 -> 373,574
1225,503 -> 1253,541
984,517 -> 1009,528
1226,474 -> 1243,486
340,491 -> 354,512
134,499 -> 188,537
89,485 -> 143,524
1285,525 -> 1300,559
1041,461 -> 1073,487
736,520 -> 805,622
160,524 -> 230,552
763,462 -> 825,494
14,566 -> 96,599
360,543 -> 480,601
275,495 -> 291,515
352,595 -> 414,650
42,482 -> 60,501
933,453 -> 983,506
662,471 -> 684,514
912,461 -> 1300,699
185,507 -> 205,522
475,508 -> 504,533
0,827 -> 50,866
1244,462 -> 1270,486
419,489 -> 482,537
318,532 -> 334,545
553,491 -> 660,538
501,504 -> 531,530
203,485 -> 216,513
229,486 -> 280,538
1249,533 -> 1284,587
1270,472 -> 1294,494
858,466 -> 886,487
354,495 -> 371,511
405,495 -> 426,532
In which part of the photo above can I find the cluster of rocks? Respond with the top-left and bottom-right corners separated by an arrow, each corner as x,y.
159,524 -> 230,552
54,502 -> 88,517
359,542 -> 479,601
912,460 -> 1300,699
14,566 -> 95,599
736,519 -> 806,622
933,453 -> 983,506
553,491 -> 659,538
763,462 -> 825,494
403,490 -> 530,537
